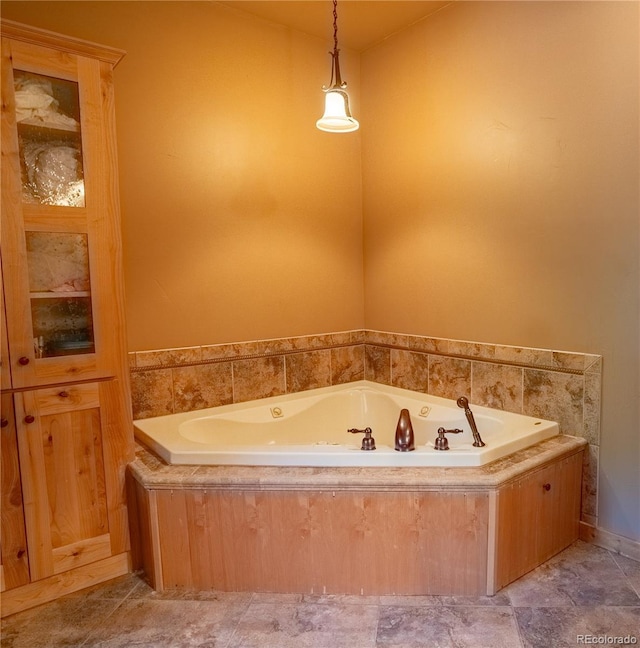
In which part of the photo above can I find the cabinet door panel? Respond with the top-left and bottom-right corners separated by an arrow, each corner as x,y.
1,394 -> 30,590
541,454 -> 582,562
496,451 -> 584,589
51,533 -> 111,574
15,385 -> 111,580
35,382 -> 100,415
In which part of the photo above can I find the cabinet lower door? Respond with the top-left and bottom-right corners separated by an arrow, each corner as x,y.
496,451 -> 583,589
1,393 -> 30,590
14,383 -> 113,581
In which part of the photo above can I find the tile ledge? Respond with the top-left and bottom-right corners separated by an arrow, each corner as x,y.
128,436 -> 587,492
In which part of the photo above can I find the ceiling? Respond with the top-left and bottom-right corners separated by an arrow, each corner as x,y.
218,1 -> 453,51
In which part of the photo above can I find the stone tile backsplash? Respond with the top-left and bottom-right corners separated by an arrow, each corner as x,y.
130,331 -> 366,419
129,329 -> 602,524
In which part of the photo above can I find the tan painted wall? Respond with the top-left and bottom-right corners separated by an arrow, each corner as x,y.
361,1 -> 639,541
1,1 -> 364,350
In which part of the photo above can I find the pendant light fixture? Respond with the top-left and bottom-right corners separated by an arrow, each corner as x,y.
316,0 -> 359,133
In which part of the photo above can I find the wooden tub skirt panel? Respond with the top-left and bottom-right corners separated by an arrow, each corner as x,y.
127,435 -> 586,597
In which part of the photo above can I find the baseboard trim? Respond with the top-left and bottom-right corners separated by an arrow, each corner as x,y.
0,552 -> 131,618
580,521 -> 640,562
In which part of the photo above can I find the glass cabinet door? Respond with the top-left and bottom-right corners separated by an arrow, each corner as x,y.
12,71 -> 95,360
1,38 -> 105,387
14,70 -> 85,207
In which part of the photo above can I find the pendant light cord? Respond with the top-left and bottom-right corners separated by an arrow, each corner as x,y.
327,0 -> 344,89
332,0 -> 339,52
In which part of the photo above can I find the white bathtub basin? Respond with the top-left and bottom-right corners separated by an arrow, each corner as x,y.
133,381 -> 559,467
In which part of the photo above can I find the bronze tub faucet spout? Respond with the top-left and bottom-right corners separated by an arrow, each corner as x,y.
395,408 -> 415,451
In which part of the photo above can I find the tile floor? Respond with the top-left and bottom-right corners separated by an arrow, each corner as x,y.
2,541 -> 639,648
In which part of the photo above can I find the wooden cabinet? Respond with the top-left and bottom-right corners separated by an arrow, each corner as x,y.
1,20 -> 133,617
495,451 -> 583,590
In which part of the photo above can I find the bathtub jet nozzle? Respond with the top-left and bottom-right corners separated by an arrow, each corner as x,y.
348,427 -> 376,450
395,409 -> 415,452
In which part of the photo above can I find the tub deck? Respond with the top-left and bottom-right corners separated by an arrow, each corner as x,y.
128,435 -> 587,597
129,434 -> 584,491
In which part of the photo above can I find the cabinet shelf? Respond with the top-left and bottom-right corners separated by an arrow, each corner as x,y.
30,291 -> 90,299
17,118 -> 79,133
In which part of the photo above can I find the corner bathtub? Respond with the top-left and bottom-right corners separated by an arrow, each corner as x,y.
133,381 -> 558,467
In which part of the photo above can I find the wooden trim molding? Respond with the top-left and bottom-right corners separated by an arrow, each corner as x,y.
0,553 -> 130,618
0,19 -> 125,66
580,522 -> 640,562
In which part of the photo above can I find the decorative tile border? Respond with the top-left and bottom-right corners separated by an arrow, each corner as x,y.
129,328 -> 601,524
130,331 -> 365,371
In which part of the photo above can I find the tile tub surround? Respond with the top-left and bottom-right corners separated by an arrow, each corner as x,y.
129,329 -> 602,523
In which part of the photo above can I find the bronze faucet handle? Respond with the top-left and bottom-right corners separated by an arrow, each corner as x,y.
434,427 -> 463,451
348,427 -> 376,451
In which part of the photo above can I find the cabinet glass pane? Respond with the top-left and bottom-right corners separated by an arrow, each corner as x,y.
14,71 -> 85,207
31,297 -> 94,357
26,232 -> 94,358
26,232 -> 90,292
